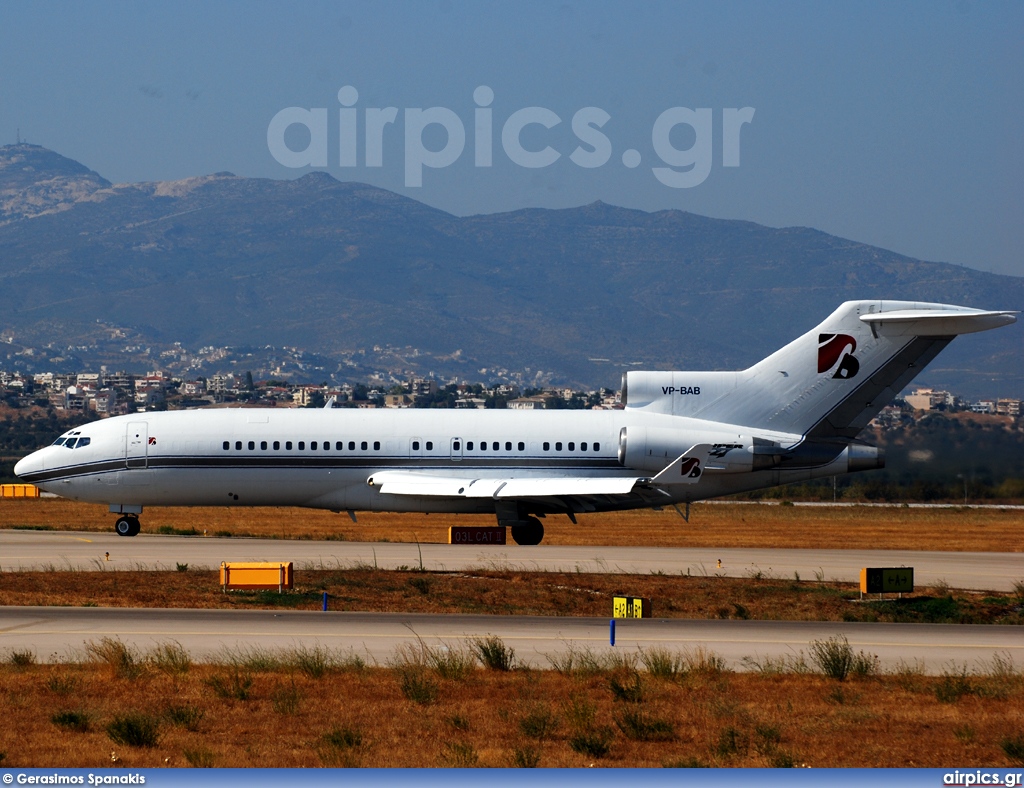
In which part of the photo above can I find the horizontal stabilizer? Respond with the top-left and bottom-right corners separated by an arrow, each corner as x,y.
368,471 -> 643,499
859,308 -> 1017,336
650,444 -> 711,485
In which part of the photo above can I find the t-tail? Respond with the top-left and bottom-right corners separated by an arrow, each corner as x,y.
622,300 -> 1017,474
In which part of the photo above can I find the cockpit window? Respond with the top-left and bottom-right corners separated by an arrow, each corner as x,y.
77,437 -> 91,448
52,438 -> 67,446
64,438 -> 78,449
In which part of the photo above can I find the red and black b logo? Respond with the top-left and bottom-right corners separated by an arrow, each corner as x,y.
817,334 -> 859,379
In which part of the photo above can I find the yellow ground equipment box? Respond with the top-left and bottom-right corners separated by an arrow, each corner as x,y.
448,525 -> 507,545
220,562 -> 294,592
613,595 -> 651,618
860,567 -> 914,595
1,484 -> 40,498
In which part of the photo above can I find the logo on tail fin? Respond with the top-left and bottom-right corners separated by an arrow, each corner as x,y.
817,334 -> 859,379
679,458 -> 702,478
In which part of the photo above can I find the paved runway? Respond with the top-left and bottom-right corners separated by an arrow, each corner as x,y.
0,529 -> 1019,591
1,605 -> 1020,673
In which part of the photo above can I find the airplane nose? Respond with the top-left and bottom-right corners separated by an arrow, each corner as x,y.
14,451 -> 42,479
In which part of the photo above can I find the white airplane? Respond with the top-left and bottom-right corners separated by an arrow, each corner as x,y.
14,300 -> 1016,543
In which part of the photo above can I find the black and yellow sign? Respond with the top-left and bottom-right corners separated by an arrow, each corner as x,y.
860,567 -> 914,594
613,595 -> 651,618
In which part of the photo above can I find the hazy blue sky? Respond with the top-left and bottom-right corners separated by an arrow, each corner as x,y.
1,0 -> 1021,277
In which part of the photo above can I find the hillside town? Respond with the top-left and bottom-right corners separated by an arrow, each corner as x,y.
0,368 -> 623,415
0,365 -> 1020,428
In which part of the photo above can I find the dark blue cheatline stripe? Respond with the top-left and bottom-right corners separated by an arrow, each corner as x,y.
20,454 -> 623,485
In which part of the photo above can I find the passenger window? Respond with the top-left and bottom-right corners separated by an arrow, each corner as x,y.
298,441 -> 305,450
311,441 -> 318,450
324,441 -> 330,452
412,441 -> 420,450
235,441 -> 242,450
426,441 -> 433,450
373,441 -> 380,451
336,441 -> 343,450
505,441 -> 512,451
349,441 -> 356,451
223,441 -> 230,450
467,441 -> 474,450
361,441 -> 368,451
274,441 -> 280,450
568,442 -> 575,451
492,441 -> 499,451
555,442 -> 562,451
594,442 -> 600,451
261,441 -> 268,450
581,442 -> 587,451
248,441 -> 255,450
453,441 -> 461,451
543,442 -> 550,451
518,441 -> 525,451
286,441 -> 293,450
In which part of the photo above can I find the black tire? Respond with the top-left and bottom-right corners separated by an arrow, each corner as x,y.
510,517 -> 544,546
114,517 -> 134,537
127,517 -> 141,536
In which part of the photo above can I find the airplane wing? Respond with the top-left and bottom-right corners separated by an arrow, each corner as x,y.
367,444 -> 713,500
367,471 -> 645,498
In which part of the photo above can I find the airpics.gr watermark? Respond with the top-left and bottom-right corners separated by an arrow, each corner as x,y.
267,86 -> 754,188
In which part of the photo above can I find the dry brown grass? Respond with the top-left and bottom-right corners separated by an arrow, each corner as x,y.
2,657 -> 1022,767
0,569 -> 1020,624
2,499 -> 1022,551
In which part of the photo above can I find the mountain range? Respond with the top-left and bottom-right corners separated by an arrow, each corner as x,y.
0,143 -> 1020,396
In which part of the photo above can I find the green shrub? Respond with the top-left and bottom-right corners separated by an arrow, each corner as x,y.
935,664 -> 973,703
165,704 -> 204,731
614,709 -> 675,741
809,635 -> 854,681
107,714 -> 160,748
291,644 -> 333,679
640,646 -> 688,681
1001,735 -> 1024,766
715,726 -> 749,757
46,672 -> 81,695
271,681 -> 302,715
398,668 -> 438,705
206,668 -> 254,700
511,745 -> 540,768
569,728 -> 613,759
183,748 -> 215,768
608,671 -> 646,703
439,740 -> 478,767
51,710 -> 90,732
474,636 -> 515,671
316,727 -> 363,767
7,649 -> 36,667
150,642 -> 191,676
519,704 -> 559,740
86,638 -> 145,680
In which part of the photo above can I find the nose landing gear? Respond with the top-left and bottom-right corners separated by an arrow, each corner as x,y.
114,516 -> 141,537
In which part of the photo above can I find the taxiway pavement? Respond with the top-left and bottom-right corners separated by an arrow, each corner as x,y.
0,529 -> 1019,591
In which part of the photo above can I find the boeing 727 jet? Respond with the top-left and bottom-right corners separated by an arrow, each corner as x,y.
14,300 -> 1016,544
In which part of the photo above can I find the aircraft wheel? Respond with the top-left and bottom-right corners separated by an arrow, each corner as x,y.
510,517 -> 544,546
115,516 -> 140,537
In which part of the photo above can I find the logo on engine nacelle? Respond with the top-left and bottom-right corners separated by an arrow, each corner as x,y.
679,458 -> 702,478
817,333 -> 859,379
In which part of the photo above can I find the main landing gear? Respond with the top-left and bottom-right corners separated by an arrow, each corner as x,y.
509,516 -> 544,546
114,516 -> 141,537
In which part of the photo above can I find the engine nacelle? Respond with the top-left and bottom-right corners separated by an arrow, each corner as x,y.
618,427 -> 783,475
